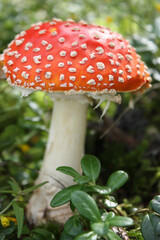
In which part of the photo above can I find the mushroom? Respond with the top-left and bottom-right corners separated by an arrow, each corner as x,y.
0,18 -> 151,224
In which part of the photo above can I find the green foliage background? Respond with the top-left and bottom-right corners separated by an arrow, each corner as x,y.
0,0 -> 160,239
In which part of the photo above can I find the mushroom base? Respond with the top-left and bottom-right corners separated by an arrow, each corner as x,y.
27,97 -> 88,224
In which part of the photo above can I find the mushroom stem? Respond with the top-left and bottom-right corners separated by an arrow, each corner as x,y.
27,97 -> 89,224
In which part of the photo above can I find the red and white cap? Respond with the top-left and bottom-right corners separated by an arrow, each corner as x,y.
1,18 -> 151,99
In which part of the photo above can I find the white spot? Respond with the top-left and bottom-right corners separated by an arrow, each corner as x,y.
7,51 -> 14,56
108,42 -> 115,48
109,75 -> 114,81
81,75 -> 86,79
97,74 -> 103,81
16,79 -> 22,84
30,82 -> 35,86
25,42 -> 33,50
24,65 -> 32,70
36,87 -> 42,90
21,56 -> 27,63
41,40 -> 48,45
127,76 -> 132,80
60,51 -> 66,57
109,59 -> 114,65
60,83 -> 67,87
36,69 -> 42,73
49,83 -> 55,86
47,55 -> 54,60
90,53 -> 96,59
115,61 -> 120,66
126,65 -> 132,73
112,69 -> 117,73
51,31 -> 57,36
50,21 -> 56,25
52,17 -> 62,22
79,34 -> 86,39
137,70 -> 141,76
96,46 -> 104,54
33,48 -> 41,52
15,38 -> 24,46
33,55 -> 41,64
45,72 -> 52,79
68,68 -> 76,73
79,20 -> 88,25
35,76 -> 41,81
13,67 -> 20,72
60,74 -> 64,81
117,53 -> 124,60
67,18 -> 75,23
87,65 -> 94,73
94,33 -> 100,39
79,57 -> 88,64
69,76 -> 76,81
72,41 -> 78,46
65,22 -> 71,27
7,60 -> 13,66
59,37 -> 65,43
109,83 -> 114,87
19,31 -> 26,37
81,43 -> 87,49
67,61 -> 72,65
70,51 -> 77,57
119,70 -> 123,75
126,54 -> 133,61
22,71 -> 29,79
96,62 -> 105,70
69,83 -> 73,87
2,66 -> 8,73
58,62 -> 64,67
87,79 -> 96,85
39,29 -> 46,35
34,26 -> 40,30
45,64 -> 51,68
71,27 -> 80,31
118,77 -> 124,83
46,44 -> 53,50
107,52 -> 113,58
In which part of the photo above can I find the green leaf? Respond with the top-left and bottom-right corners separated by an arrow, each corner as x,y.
106,171 -> 128,193
101,212 -> 115,222
50,185 -> 83,207
74,176 -> 91,184
91,222 -> 109,236
12,201 -> 24,239
108,216 -> 133,227
141,214 -> 160,240
23,237 -> 34,240
0,221 -> 15,235
75,231 -> 98,240
32,228 -> 53,238
103,198 -> 118,208
60,231 -> 74,240
150,195 -> 160,214
107,229 -> 122,240
71,191 -> 101,222
0,234 -> 5,240
22,181 -> 48,194
64,216 -> 83,236
57,166 -> 81,178
81,155 -> 101,182
8,177 -> 22,194
85,185 -> 111,195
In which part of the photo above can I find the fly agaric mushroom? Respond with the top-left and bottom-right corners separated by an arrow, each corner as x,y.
0,18 -> 151,224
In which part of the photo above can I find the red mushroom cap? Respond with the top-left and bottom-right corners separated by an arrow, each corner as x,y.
1,19 -> 151,94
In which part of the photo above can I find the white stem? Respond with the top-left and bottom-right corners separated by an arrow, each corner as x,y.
27,97 -> 89,224
41,98 -> 88,186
